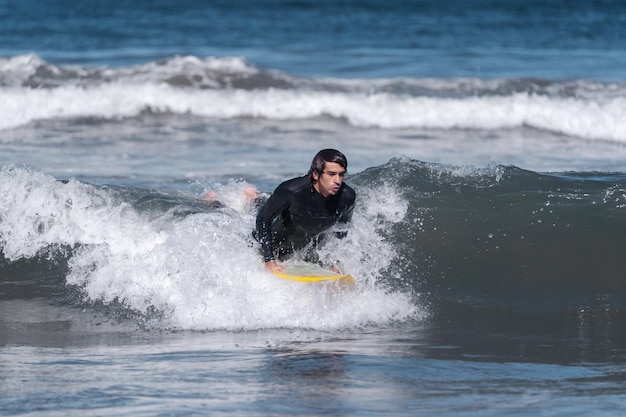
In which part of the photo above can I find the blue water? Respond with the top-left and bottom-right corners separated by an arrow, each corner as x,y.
2,1 -> 626,416
3,0 -> 626,79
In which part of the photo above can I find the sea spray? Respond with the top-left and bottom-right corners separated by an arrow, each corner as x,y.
0,166 -> 162,260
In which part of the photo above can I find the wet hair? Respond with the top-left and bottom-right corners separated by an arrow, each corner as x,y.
308,149 -> 348,181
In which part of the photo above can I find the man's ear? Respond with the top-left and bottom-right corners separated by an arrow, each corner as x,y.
312,170 -> 320,181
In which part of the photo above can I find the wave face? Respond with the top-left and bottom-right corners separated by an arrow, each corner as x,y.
358,158 -> 626,295
2,54 -> 625,143
3,160 -> 626,330
354,159 -> 626,353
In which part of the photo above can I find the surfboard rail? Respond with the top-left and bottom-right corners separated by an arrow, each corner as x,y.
271,263 -> 355,286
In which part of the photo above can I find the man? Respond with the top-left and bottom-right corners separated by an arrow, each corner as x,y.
255,149 -> 356,272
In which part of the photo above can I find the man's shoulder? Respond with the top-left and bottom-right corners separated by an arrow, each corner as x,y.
276,175 -> 311,194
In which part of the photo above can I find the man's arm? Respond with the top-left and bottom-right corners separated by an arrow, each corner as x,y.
255,184 -> 292,269
255,213 -> 276,263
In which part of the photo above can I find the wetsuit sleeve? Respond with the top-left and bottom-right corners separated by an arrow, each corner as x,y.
255,184 -> 292,262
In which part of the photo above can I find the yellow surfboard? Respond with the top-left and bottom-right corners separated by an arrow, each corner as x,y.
271,263 -> 355,286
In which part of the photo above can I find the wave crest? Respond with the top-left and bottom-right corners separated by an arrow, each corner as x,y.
2,54 -> 626,143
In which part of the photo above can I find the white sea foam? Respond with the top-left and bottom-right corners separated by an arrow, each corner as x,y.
0,54 -> 258,87
0,54 -> 46,85
0,166 -> 165,260
1,80 -> 624,144
0,167 -> 420,330
1,54 -> 625,143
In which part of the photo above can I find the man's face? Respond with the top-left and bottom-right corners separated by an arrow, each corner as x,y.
313,161 -> 346,197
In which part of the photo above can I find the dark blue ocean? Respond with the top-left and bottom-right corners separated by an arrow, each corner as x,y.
2,1 -> 626,416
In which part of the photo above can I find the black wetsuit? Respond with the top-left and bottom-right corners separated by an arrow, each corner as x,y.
255,176 -> 356,263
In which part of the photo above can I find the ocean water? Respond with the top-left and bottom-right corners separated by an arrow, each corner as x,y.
2,0 -> 626,416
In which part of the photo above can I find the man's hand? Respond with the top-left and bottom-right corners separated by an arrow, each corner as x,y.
330,264 -> 343,274
265,260 -> 284,272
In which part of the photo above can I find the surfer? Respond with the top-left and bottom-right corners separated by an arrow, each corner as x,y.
254,149 -> 356,273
